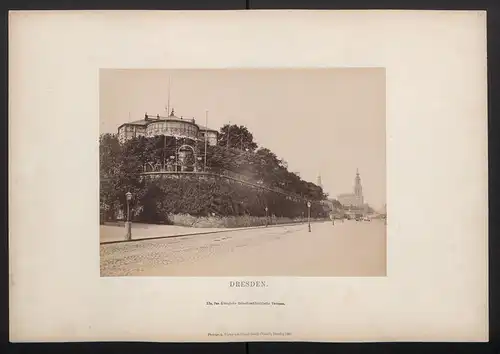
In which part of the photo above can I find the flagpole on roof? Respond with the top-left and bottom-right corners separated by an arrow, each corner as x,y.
167,76 -> 171,115
204,110 -> 208,172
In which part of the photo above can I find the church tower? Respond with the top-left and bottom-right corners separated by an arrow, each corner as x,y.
354,169 -> 363,205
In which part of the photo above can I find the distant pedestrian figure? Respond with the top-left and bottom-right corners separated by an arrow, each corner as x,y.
330,213 -> 335,226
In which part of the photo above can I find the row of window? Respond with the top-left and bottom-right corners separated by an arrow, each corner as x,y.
118,128 -> 217,145
119,131 -> 213,139
120,125 -> 217,137
118,136 -> 217,146
147,127 -> 198,137
148,122 -> 198,134
121,126 -> 145,133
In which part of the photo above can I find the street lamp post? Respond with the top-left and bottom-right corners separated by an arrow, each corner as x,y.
125,191 -> 133,241
307,201 -> 311,232
265,206 -> 269,227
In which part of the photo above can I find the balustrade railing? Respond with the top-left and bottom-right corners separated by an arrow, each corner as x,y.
99,163 -> 323,204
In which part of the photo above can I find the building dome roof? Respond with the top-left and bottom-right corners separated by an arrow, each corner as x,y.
118,108 -> 218,137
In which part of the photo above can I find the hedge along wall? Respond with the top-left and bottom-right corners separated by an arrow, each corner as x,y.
134,175 -> 328,224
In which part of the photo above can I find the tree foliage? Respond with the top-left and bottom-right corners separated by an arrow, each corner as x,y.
203,144 -> 326,201
99,124 -> 328,223
217,124 -> 258,152
330,199 -> 343,210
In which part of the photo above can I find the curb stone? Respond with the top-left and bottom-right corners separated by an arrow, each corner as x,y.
100,220 -> 330,245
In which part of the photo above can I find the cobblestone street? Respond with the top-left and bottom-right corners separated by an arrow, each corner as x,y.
101,220 -> 386,277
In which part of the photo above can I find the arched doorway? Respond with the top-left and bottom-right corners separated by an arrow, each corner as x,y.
177,144 -> 197,172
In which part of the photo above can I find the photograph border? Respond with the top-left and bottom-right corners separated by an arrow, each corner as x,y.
5,1 -> 497,352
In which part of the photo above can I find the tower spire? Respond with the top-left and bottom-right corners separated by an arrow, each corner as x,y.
354,168 -> 362,199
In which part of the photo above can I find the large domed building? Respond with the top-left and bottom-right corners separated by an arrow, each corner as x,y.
117,109 -> 218,146
117,109 -> 219,172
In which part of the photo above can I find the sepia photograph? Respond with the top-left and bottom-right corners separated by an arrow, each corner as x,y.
9,10 -> 487,342
99,68 -> 387,277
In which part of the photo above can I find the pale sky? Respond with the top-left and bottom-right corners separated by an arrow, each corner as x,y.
100,68 -> 386,210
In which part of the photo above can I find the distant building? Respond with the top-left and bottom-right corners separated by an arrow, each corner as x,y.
316,174 -> 322,189
117,109 -> 218,146
337,169 -> 364,208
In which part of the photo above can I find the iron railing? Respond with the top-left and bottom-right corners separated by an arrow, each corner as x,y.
102,166 -> 325,205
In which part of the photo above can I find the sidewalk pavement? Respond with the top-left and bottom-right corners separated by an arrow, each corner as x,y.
100,224 -> 228,244
100,220 -> 329,244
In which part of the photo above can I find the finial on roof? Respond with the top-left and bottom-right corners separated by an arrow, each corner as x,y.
356,168 -> 359,175
170,108 -> 175,116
